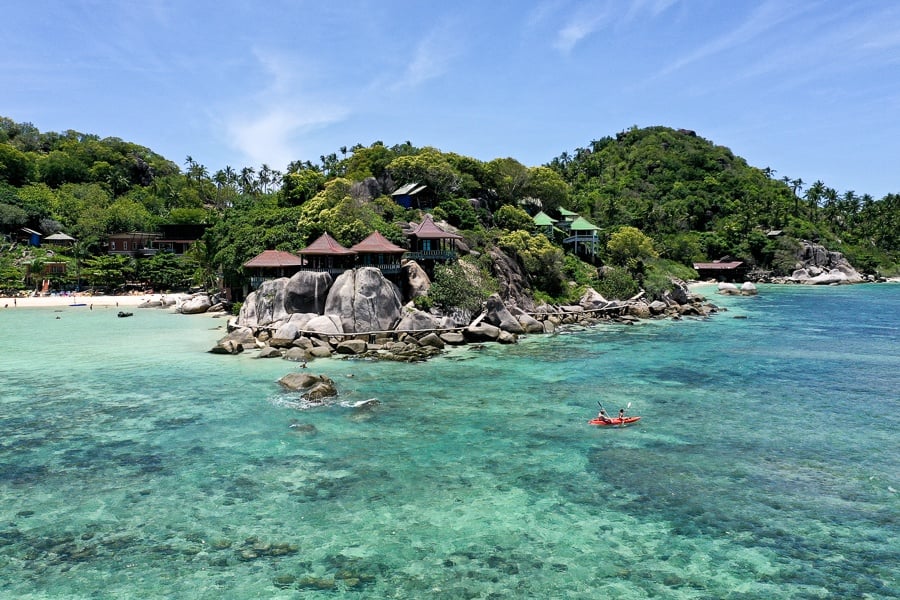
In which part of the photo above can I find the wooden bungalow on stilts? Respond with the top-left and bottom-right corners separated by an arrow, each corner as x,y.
298,232 -> 357,277
564,216 -> 601,258
403,215 -> 462,273
243,249 -> 306,290
349,231 -> 406,275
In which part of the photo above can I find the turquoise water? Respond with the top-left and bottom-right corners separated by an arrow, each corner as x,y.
0,285 -> 897,599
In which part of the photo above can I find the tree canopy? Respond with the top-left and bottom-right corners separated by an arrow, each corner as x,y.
1,117 -> 898,300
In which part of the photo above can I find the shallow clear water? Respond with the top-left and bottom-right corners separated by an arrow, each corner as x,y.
1,285 -> 897,599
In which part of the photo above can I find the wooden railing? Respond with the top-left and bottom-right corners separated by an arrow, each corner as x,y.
403,250 -> 457,261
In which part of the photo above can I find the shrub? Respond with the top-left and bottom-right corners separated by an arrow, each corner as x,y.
595,266 -> 639,300
428,259 -> 496,311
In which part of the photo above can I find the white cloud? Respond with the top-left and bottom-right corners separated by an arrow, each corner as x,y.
222,48 -> 348,169
656,1 -> 807,76
554,10 -> 609,54
391,26 -> 462,91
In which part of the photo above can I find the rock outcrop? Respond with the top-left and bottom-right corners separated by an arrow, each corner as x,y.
487,247 -> 533,310
284,271 -> 332,314
401,260 -> 431,301
483,294 -> 525,334
324,267 -> 403,333
278,373 -> 337,402
395,306 -> 440,331
178,293 -> 212,314
787,241 -> 864,284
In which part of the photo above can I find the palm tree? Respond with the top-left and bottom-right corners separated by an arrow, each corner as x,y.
239,167 -> 257,195
805,180 -> 825,220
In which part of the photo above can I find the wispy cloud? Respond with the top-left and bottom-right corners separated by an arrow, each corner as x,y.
391,26 -> 462,91
624,0 -> 679,21
554,9 -> 609,54
223,49 -> 348,169
657,1 -> 807,77
552,0 -> 678,54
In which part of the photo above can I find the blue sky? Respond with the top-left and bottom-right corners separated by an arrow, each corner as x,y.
4,1 -> 899,198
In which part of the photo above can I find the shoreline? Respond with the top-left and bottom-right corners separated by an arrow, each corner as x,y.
0,293 -> 180,309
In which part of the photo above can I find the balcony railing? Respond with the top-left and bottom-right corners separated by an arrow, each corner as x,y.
403,250 -> 457,261
563,234 -> 599,245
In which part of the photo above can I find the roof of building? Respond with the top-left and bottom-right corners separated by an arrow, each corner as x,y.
243,250 -> 305,268
20,227 -> 42,236
407,214 -> 463,240
532,211 -> 557,226
558,207 -> 579,218
568,216 -> 600,231
692,261 -> 745,270
44,232 -> 76,242
349,230 -> 406,254
391,182 -> 427,196
299,232 -> 356,255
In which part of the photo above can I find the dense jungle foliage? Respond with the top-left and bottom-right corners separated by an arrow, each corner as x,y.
1,117 -> 897,305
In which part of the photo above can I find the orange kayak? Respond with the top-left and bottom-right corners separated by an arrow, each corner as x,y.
588,416 -> 641,426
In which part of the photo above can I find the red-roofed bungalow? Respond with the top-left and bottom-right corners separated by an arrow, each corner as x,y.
404,214 -> 461,264
243,250 -> 305,289
299,232 -> 357,276
349,231 -> 407,274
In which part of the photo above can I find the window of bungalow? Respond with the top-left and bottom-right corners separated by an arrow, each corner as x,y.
422,239 -> 432,252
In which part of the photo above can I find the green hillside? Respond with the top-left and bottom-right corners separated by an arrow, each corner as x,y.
1,117 -> 898,303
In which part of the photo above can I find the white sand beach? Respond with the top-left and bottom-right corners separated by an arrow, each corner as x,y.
0,293 -> 180,309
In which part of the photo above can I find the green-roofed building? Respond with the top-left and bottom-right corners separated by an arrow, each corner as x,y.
532,211 -> 557,237
564,216 -> 601,256
555,207 -> 580,234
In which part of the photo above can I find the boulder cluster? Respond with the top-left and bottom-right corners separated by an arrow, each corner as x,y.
208,265 -> 718,365
768,240 -> 867,285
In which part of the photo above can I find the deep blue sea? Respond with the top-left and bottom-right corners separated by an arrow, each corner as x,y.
1,284 -> 897,599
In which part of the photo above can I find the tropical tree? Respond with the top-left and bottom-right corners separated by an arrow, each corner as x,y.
607,226 -> 658,267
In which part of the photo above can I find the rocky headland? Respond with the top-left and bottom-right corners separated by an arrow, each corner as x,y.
206,261 -> 718,369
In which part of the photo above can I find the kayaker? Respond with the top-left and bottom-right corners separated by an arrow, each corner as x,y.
618,408 -> 625,421
597,408 -> 612,423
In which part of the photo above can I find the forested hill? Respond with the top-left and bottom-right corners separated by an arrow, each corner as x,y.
1,116 -> 898,301
548,126 -> 897,272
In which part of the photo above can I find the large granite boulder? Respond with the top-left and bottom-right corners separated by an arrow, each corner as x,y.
717,282 -> 740,295
269,322 -> 301,348
483,294 -> 525,334
463,323 -> 501,342
278,373 -> 337,401
579,288 -> 609,310
305,314 -> 344,336
740,282 -> 758,295
238,278 -> 291,328
324,268 -> 403,333
418,332 -> 445,349
210,326 -> 257,354
178,293 -> 212,314
396,306 -> 440,331
791,241 -> 864,282
336,339 -> 368,355
487,247 -> 534,311
401,260 -> 431,301
667,278 -> 692,305
808,269 -> 850,285
284,271 -> 333,315
510,306 -> 544,333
